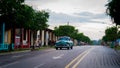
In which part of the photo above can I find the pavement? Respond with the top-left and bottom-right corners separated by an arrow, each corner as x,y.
0,47 -> 54,56
0,50 -> 31,56
116,50 -> 120,54
0,46 -> 120,56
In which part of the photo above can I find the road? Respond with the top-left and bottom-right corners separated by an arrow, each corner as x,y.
0,45 -> 120,68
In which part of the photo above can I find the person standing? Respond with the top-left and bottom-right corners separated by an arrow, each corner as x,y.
38,39 -> 41,48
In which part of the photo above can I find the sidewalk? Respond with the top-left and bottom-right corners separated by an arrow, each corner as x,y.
0,50 -> 31,56
0,46 -> 54,56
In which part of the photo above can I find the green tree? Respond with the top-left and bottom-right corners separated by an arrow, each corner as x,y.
32,10 -> 49,41
82,36 -> 91,43
0,0 -> 49,30
0,0 -> 49,47
106,0 -> 120,25
15,4 -> 35,29
0,0 -> 25,28
54,25 -> 77,38
75,33 -> 84,41
75,33 -> 91,44
102,35 -> 109,42
54,25 -> 91,44
70,29 -> 78,39
117,31 -> 120,38
31,10 -> 49,31
102,26 -> 118,42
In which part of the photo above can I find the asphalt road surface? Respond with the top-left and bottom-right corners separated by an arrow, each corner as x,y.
0,45 -> 120,68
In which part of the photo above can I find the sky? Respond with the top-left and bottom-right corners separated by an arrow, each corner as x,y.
25,0 -> 114,40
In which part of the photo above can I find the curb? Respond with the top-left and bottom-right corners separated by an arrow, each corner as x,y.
0,46 -> 55,56
0,50 -> 31,56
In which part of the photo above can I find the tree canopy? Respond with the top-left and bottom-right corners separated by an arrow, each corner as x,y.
102,26 -> 118,42
106,0 -> 120,25
0,0 -> 24,25
0,0 -> 49,31
54,25 -> 91,43
15,4 -> 35,29
54,25 -> 77,37
32,11 -> 49,31
75,33 -> 91,43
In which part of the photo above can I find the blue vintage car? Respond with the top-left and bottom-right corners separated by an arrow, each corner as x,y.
55,36 -> 73,50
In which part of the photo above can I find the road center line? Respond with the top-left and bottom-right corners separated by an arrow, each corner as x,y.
72,48 -> 93,68
53,54 -> 64,59
65,48 -> 93,68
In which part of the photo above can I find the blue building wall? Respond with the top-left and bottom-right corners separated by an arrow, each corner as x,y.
0,23 -> 9,50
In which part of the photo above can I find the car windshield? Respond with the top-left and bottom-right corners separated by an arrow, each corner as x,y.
58,37 -> 70,40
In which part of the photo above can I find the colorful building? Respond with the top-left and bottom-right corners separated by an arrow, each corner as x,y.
14,28 -> 30,49
0,23 -> 14,51
37,29 -> 57,46
0,23 -> 58,51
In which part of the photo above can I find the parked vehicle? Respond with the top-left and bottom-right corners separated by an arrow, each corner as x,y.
55,36 -> 74,50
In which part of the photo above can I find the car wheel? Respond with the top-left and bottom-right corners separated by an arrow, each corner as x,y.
71,46 -> 73,49
66,44 -> 70,50
56,47 -> 58,50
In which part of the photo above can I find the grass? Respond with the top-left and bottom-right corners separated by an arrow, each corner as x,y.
116,46 -> 120,50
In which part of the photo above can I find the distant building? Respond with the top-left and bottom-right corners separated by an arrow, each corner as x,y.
92,40 -> 99,45
116,39 -> 120,46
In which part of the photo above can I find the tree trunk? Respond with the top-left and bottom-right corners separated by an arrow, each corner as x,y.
32,30 -> 37,50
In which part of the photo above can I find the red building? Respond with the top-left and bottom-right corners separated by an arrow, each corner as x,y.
14,28 -> 30,49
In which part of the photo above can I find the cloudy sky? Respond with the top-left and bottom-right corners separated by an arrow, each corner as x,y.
25,0 -> 114,40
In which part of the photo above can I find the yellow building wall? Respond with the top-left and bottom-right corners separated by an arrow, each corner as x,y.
4,29 -> 11,44
8,29 -> 11,44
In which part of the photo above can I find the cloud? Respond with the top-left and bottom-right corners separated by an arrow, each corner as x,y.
75,12 -> 108,19
48,10 -> 110,25
47,10 -> 112,40
49,11 -> 93,27
25,0 -> 111,40
25,0 -> 108,14
25,0 -> 57,4
25,0 -> 111,25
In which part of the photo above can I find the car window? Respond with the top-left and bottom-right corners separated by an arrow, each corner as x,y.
58,37 -> 70,40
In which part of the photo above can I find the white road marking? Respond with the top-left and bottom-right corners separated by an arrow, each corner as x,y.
65,48 -> 94,68
1,61 -> 19,68
34,64 -> 45,68
72,48 -> 93,68
12,55 -> 23,58
53,54 -> 64,59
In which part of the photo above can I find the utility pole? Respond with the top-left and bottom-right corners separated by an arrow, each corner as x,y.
67,21 -> 69,25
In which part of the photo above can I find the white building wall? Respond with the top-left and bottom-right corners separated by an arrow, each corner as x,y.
41,30 -> 44,46
37,30 -> 40,40
45,31 -> 49,46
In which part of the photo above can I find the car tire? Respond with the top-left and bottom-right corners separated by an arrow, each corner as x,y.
66,44 -> 70,50
71,46 -> 73,49
56,47 -> 58,50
